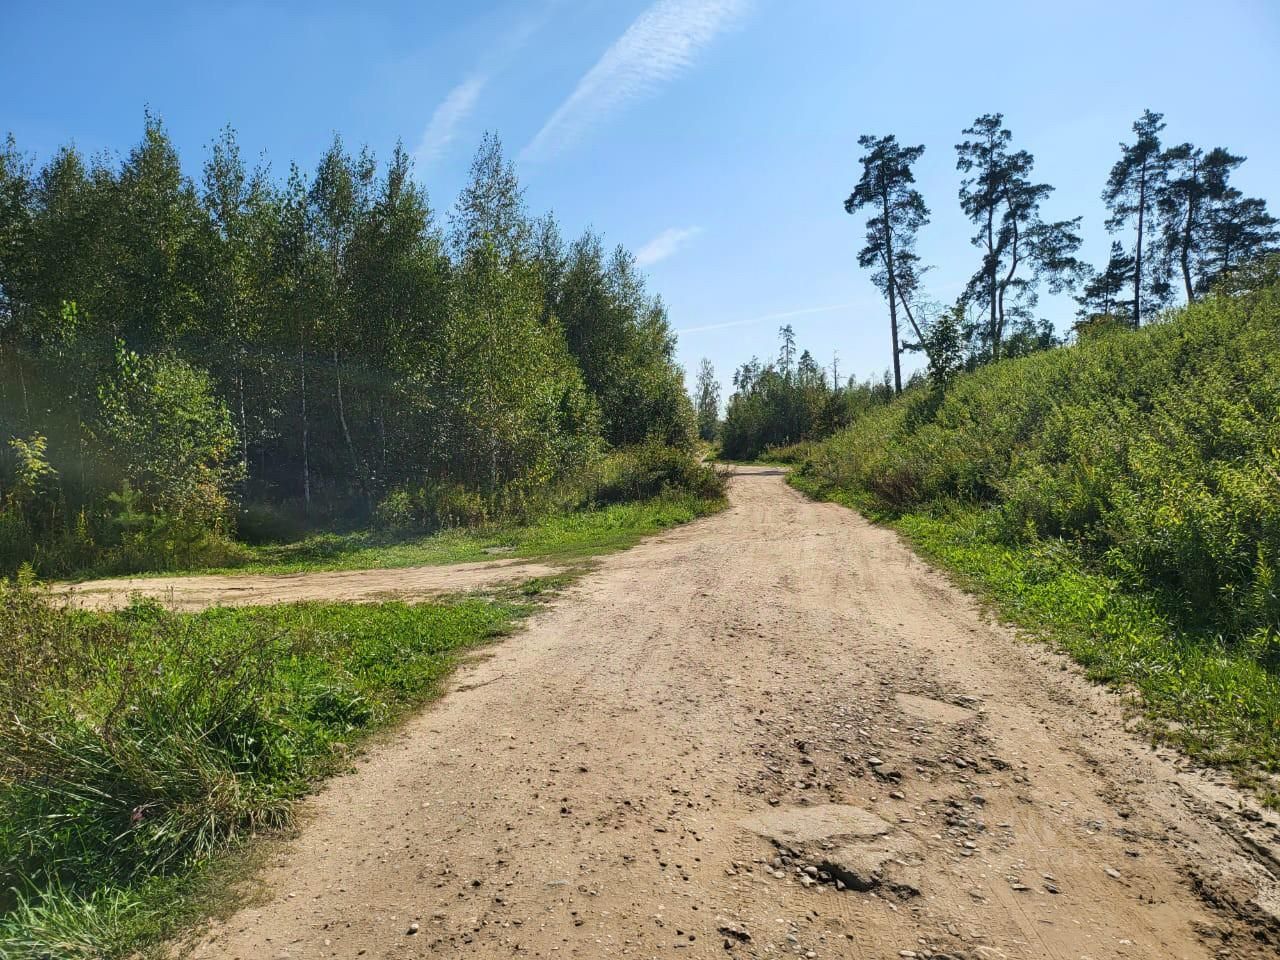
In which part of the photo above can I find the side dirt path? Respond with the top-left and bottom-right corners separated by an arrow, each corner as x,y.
51,557 -> 562,611
182,466 -> 1279,959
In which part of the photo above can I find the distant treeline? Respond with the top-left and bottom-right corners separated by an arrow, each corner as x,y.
706,326 -> 895,461
0,116 -> 695,573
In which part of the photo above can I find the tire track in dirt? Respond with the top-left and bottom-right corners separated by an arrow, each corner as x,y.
49,557 -> 561,611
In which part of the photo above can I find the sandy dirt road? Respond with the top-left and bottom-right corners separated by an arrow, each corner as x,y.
183,466 -> 1280,960
51,557 -> 561,611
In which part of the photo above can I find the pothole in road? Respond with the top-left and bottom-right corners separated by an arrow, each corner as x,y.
740,803 -> 893,843
896,692 -> 978,725
740,803 -> 923,897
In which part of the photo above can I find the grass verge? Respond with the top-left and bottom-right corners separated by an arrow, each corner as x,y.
0,587 -> 531,959
66,492 -> 724,581
789,472 -> 1280,809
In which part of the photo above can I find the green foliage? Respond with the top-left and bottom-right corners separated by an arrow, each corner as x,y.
918,302 -> 966,388
0,119 -> 696,578
95,344 -> 240,528
554,232 -> 695,447
5,434 -> 60,532
587,441 -> 726,506
694,357 -> 721,442
720,328 -> 893,461
374,481 -> 490,532
792,271 -> 1280,783
0,584 -> 523,957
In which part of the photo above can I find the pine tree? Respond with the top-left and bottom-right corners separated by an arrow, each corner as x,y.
1199,149 -> 1278,289
1104,110 -> 1168,326
956,113 -> 1083,358
844,135 -> 929,393
1076,241 -> 1136,322
777,324 -> 796,376
694,358 -> 720,442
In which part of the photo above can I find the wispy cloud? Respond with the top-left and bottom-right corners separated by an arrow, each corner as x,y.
636,225 -> 703,266
521,0 -> 750,162
677,303 -> 854,335
414,74 -> 487,166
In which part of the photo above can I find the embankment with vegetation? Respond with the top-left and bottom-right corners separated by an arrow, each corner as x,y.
789,263 -> 1280,801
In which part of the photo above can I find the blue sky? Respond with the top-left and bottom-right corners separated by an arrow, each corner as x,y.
4,1 -> 1279,397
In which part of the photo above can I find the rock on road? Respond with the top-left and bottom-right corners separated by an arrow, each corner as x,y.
185,466 -> 1280,960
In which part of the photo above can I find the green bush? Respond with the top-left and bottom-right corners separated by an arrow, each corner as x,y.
589,442 -> 726,505
374,481 -> 491,532
371,443 -> 725,537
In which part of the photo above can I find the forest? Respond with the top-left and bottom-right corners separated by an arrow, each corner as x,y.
712,110 -> 1277,460
0,116 -> 705,577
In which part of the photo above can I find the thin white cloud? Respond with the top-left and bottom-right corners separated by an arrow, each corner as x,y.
521,0 -> 750,162
636,225 -> 703,266
415,74 -> 487,166
677,303 -> 854,335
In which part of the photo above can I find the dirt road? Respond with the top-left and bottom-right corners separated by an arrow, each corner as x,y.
184,466 -> 1280,960
52,557 -> 561,611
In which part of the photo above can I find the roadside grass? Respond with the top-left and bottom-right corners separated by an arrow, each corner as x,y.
790,472 -> 1280,808
63,492 -> 724,581
711,440 -> 811,466
755,441 -> 815,465
0,586 -> 533,959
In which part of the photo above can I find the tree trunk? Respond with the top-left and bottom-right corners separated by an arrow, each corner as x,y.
988,210 -> 999,357
237,360 -> 249,479
17,355 -> 30,420
333,344 -> 361,490
882,186 -> 902,394
1180,158 -> 1198,303
1134,165 -> 1146,328
995,208 -> 1021,351
300,338 -> 311,518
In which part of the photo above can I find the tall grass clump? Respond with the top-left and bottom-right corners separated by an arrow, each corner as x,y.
0,578 -> 522,957
794,262 -> 1280,786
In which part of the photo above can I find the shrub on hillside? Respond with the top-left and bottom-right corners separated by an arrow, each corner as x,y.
798,264 -> 1280,640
